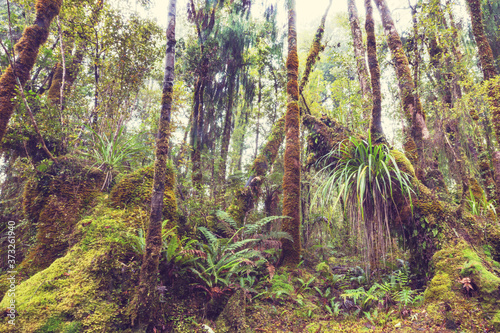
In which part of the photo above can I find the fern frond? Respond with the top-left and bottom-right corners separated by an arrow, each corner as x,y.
216,210 -> 238,229
199,227 -> 218,245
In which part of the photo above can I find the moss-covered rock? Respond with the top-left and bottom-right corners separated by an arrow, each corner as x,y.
0,204 -> 142,332
19,156 -> 104,277
109,164 -> 178,230
215,289 -> 249,333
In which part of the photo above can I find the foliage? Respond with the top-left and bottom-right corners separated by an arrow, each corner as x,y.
190,227 -> 265,301
313,134 -> 415,270
81,126 -> 144,191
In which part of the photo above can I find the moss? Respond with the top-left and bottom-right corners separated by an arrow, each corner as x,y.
215,289 -> 249,333
0,203 -> 141,332
461,247 -> 500,294
391,150 -> 415,178
109,164 -> 178,229
424,273 -> 453,302
20,156 -> 104,277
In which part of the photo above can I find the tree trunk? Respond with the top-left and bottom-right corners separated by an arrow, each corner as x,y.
218,73 -> 236,206
365,0 -> 383,140
348,0 -> 372,119
0,0 -> 63,142
280,0 -> 301,267
303,113 -> 500,330
47,37 -> 86,109
466,0 -> 500,149
130,0 -> 176,328
373,0 -> 429,160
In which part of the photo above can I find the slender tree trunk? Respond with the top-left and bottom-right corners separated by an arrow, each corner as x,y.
280,0 -> 301,267
348,0 -> 372,119
218,73 -> 236,205
299,0 -> 331,94
365,0 -> 383,140
0,0 -> 63,142
47,37 -> 86,109
373,0 -> 429,161
130,0 -> 176,328
190,64 -> 207,190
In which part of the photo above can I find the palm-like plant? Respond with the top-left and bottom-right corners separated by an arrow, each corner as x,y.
82,126 -> 144,191
314,134 -> 414,271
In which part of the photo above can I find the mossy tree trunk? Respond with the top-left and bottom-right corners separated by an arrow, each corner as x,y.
304,113 -> 500,329
364,0 -> 383,140
0,0 -> 63,142
217,71 -> 237,207
466,0 -> 500,149
348,0 -> 372,119
228,4 -> 330,224
280,0 -> 301,267
130,0 -> 176,329
373,0 -> 429,161
465,0 -> 500,207
47,32 -> 89,109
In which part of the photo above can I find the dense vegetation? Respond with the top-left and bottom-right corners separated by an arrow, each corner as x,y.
1,0 -> 500,332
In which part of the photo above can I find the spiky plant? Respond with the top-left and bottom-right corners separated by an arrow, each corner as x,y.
313,134 -> 414,272
81,126 -> 144,191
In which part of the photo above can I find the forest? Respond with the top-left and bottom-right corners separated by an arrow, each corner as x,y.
1,0 -> 500,331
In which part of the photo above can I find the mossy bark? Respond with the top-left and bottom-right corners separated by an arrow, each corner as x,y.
348,0 -> 372,119
280,0 -> 301,267
228,8 -> 329,224
298,0 -> 331,95
373,0 -> 429,159
130,0 -> 177,328
47,38 -> 86,108
0,0 -> 63,142
465,0 -> 500,151
305,113 -> 500,329
217,73 -> 236,207
364,0 -> 383,140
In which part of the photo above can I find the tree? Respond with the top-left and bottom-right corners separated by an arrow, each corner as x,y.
348,0 -> 372,119
130,0 -> 177,329
280,0 -> 301,267
364,0 -> 383,140
0,0 -> 63,142
373,0 -> 429,164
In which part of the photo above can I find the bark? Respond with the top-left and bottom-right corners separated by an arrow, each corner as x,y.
365,0 -> 383,140
373,0 -> 429,159
298,0 -> 331,94
465,0 -> 500,149
190,66 -> 207,190
348,0 -> 372,118
130,0 -> 176,328
0,0 -> 63,142
47,37 -> 86,109
304,113 -> 500,329
280,0 -> 301,267
218,73 -> 236,206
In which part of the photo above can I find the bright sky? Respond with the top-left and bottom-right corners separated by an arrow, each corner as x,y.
121,0 -> 468,43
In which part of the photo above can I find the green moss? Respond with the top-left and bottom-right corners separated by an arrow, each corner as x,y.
0,204 -> 141,332
20,156 -> 105,277
391,150 -> 415,178
424,273 -> 453,303
215,289 -> 249,332
109,164 -> 178,229
461,248 -> 500,294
